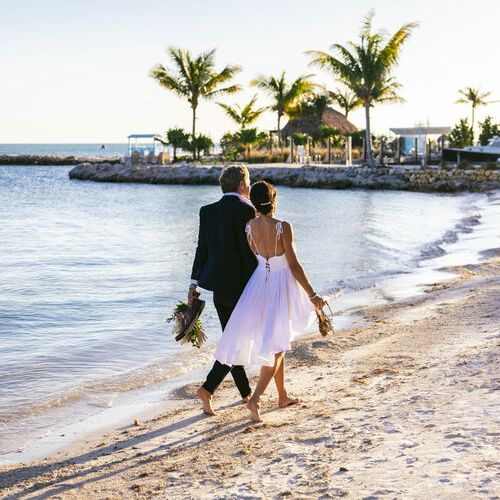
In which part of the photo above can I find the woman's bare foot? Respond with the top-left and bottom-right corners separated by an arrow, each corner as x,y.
246,398 -> 262,422
278,395 -> 300,408
197,387 -> 216,416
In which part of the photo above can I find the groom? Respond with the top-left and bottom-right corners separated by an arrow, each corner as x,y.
188,165 -> 257,415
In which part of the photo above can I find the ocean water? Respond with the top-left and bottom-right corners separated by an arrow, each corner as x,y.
0,143 -> 128,158
0,165 -> 498,461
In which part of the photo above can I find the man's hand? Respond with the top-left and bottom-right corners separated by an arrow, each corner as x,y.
188,286 -> 199,306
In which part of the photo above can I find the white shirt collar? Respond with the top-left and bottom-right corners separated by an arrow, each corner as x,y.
223,192 -> 254,208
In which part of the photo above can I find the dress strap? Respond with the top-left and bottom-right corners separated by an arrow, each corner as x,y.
246,222 -> 260,255
274,221 -> 283,256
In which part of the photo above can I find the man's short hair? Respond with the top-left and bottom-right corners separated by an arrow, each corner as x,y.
219,165 -> 249,193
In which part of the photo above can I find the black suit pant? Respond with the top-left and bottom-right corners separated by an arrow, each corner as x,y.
202,292 -> 251,398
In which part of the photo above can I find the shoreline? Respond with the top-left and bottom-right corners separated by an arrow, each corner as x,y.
67,162 -> 500,193
0,252 -> 498,498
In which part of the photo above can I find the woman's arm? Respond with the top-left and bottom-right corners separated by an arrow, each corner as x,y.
282,222 -> 324,308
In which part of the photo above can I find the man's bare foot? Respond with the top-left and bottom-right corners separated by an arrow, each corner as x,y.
246,398 -> 262,422
278,395 -> 300,408
197,387 -> 216,416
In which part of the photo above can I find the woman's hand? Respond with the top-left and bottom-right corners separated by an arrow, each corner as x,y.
310,294 -> 325,309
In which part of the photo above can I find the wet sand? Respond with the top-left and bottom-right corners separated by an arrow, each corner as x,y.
1,253 -> 499,499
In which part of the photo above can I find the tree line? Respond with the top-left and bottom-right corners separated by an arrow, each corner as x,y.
149,11 -> 498,164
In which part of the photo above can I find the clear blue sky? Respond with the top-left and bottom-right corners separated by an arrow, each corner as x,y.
1,0 -> 499,142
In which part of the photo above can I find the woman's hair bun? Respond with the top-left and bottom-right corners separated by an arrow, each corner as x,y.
250,181 -> 277,215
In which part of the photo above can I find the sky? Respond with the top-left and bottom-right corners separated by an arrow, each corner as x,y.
1,0 -> 499,143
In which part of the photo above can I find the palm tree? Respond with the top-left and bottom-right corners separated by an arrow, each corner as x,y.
307,10 -> 418,166
251,71 -> 316,146
217,95 -> 267,130
329,88 -> 362,119
165,128 -> 189,162
150,47 -> 241,158
295,91 -> 331,119
456,87 -> 498,143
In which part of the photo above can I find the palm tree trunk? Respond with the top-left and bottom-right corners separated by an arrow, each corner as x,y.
471,105 -> 475,145
173,146 -> 177,163
192,106 -> 197,161
277,114 -> 282,148
364,103 -> 374,166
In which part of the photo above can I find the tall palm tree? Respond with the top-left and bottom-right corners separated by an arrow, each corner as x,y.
217,95 -> 268,130
307,10 -> 418,166
456,87 -> 497,143
329,88 -> 362,119
251,71 -> 316,146
150,47 -> 241,158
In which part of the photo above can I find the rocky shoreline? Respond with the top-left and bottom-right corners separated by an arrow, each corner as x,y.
68,162 -> 500,193
0,154 -> 121,166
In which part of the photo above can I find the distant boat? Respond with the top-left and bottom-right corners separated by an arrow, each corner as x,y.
443,136 -> 500,163
100,144 -> 106,150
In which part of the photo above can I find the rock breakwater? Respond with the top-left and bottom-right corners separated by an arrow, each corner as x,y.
68,163 -> 500,192
0,155 -> 121,166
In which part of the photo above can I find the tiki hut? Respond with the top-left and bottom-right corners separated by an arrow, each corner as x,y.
281,107 -> 357,138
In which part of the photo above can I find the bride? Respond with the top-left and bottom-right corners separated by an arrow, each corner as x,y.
215,180 -> 325,421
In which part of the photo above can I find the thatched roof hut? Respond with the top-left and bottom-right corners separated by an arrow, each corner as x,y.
281,107 -> 358,137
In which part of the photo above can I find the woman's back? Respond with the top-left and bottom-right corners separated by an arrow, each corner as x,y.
246,216 -> 285,260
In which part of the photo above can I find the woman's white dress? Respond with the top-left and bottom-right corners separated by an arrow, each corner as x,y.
215,221 -> 316,367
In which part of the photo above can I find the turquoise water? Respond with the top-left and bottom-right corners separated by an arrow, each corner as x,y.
0,165 -> 494,458
0,143 -> 127,157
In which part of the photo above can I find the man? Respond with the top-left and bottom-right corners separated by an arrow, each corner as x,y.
189,165 -> 257,415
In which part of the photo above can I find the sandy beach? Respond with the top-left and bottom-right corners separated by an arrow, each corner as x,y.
1,251 -> 498,499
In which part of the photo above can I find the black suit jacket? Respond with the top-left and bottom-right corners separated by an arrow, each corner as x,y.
191,195 -> 257,297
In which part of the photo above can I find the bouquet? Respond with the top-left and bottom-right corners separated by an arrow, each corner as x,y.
167,301 -> 207,348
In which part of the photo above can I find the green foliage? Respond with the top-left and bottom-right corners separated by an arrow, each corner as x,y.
251,71 -> 316,143
351,130 -> 366,148
236,128 -> 268,157
291,91 -> 331,119
220,132 -> 241,158
449,118 -> 474,148
456,87 -> 497,141
237,128 -> 258,147
167,301 -> 207,348
329,88 -> 363,118
165,128 -> 190,161
312,125 -> 342,146
185,134 -> 214,160
150,47 -> 241,158
307,10 -> 418,165
217,95 -> 267,130
478,116 -> 500,146
220,129 -> 268,159
292,133 -> 308,146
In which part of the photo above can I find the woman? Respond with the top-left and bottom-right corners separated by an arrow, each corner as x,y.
215,181 -> 325,421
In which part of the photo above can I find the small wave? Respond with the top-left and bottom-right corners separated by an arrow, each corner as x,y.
0,346 -> 215,425
328,268 -> 408,294
417,212 -> 482,262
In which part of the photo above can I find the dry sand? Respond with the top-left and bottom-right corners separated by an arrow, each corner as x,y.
1,254 -> 499,499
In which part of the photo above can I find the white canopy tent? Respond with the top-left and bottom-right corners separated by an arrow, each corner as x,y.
390,127 -> 451,165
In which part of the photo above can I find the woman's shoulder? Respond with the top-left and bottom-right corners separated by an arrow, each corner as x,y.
279,220 -> 292,230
